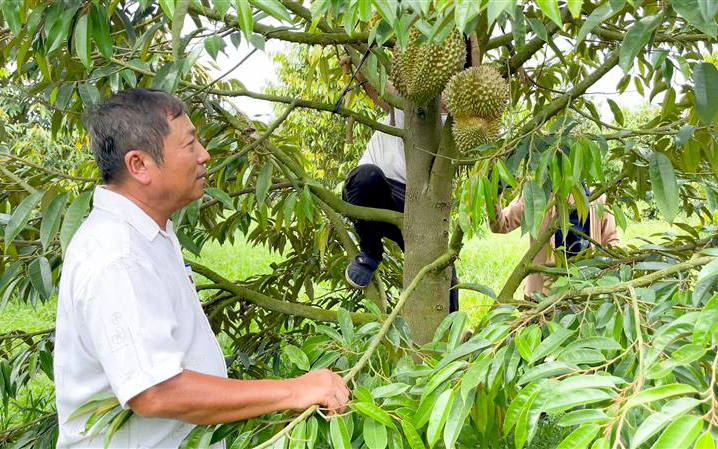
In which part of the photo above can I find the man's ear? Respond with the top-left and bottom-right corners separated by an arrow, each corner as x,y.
124,150 -> 154,185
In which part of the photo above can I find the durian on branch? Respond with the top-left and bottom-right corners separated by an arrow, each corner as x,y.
389,28 -> 466,106
443,65 -> 509,153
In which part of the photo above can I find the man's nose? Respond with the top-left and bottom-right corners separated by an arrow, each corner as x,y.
198,142 -> 210,164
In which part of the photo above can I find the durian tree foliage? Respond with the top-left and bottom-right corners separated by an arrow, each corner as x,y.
2,0 -> 718,448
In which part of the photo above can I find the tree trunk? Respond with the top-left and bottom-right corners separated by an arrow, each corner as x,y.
401,97 -> 455,344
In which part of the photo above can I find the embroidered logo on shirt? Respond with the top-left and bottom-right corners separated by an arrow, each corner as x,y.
104,312 -> 129,352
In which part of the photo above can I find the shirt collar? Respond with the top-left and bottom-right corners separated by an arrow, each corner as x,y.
93,186 -> 171,241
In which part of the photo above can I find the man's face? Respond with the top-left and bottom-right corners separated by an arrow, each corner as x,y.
153,113 -> 209,211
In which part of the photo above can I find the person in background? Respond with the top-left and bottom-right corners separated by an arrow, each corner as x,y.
54,89 -> 349,448
489,183 -> 620,299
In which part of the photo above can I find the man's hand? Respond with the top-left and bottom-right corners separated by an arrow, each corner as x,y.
288,369 -> 350,415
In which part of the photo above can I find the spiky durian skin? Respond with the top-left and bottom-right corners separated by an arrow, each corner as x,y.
452,116 -> 502,153
390,29 -> 466,105
443,65 -> 509,119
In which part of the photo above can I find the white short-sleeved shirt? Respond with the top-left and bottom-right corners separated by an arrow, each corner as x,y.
358,109 -> 406,184
54,187 -> 227,448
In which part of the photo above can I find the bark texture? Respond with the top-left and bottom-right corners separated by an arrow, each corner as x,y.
401,97 -> 455,344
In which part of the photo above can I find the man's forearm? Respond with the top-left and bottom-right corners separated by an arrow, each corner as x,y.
129,370 -> 297,425
128,368 -> 349,425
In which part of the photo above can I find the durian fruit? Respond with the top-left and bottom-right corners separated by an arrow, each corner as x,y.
452,116 -> 502,152
443,65 -> 509,119
390,28 -> 466,105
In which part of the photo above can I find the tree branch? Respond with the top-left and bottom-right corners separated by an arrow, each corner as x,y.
110,58 -> 403,137
189,4 -> 371,45
0,153 -> 98,182
514,51 -> 620,139
200,182 -> 294,210
0,165 -> 38,194
209,100 -> 298,176
188,261 -> 377,325
309,184 -> 403,229
529,256 -> 715,316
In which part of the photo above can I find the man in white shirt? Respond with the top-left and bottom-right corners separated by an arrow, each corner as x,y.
55,89 -> 349,448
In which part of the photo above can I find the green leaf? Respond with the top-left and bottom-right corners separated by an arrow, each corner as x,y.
607,99 -> 624,126
91,5 -> 112,58
455,0 -> 482,34
536,0 -> 562,27
692,259 -> 718,306
78,83 -> 101,106
517,361 -> 576,385
568,0 -> 583,18
619,14 -> 663,74
307,417 -> 319,449
557,409 -> 610,427
364,418 -> 388,449
460,356 -> 491,401
249,0 -> 292,22
529,327 -> 574,364
204,35 -> 226,61
73,14 -> 92,69
288,421 -> 306,449
555,375 -> 622,392
40,193 -> 68,253
4,190 -> 43,249
562,336 -> 622,352
443,393 -> 473,449
522,180 -> 547,239
234,0 -> 254,42
352,402 -> 396,430
373,383 -> 410,399
504,381 -> 544,435
487,0 -> 512,25
426,390 -> 453,449
283,344 -> 309,371
205,187 -> 234,209
693,63 -> 718,126
401,420 -> 425,449
230,431 -> 252,449
693,296 -> 718,344
28,256 -> 53,300
626,384 -> 697,409
337,307 -> 354,346
694,432 -> 715,449
672,0 -> 717,37
452,283 -> 496,299
613,204 -> 627,232
649,415 -> 702,449
422,361 -> 464,400
577,2 -> 613,44
649,152 -> 679,223
256,163 -> 273,204
543,388 -> 614,414
0,1 -> 22,35
496,160 -> 518,188
631,398 -> 701,449
556,423 -> 600,449
372,0 -> 397,29
329,416 -> 351,449
171,0 -> 189,62
48,7 -> 80,53
60,191 -> 93,254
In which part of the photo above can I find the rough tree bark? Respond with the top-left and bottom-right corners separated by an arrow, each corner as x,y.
401,97 -> 455,344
